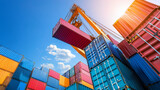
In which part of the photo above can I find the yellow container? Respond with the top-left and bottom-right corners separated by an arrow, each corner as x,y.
59,75 -> 69,87
0,69 -> 13,86
0,55 -> 19,73
0,85 -> 5,90
79,80 -> 94,89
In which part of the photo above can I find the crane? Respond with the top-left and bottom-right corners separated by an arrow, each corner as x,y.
66,4 -> 121,58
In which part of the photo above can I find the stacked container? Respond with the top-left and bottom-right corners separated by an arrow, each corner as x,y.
66,83 -> 92,90
84,35 -> 144,90
0,46 -> 23,90
114,0 -> 160,89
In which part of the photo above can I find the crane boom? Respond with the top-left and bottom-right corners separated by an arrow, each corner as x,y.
68,4 -> 110,58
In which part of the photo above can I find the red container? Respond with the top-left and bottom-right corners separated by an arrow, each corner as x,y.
113,0 -> 159,38
52,18 -> 92,49
49,69 -> 60,80
70,75 -> 76,85
107,35 -> 119,46
27,78 -> 46,90
131,27 -> 160,75
76,72 -> 92,85
118,40 -> 137,58
74,62 -> 89,73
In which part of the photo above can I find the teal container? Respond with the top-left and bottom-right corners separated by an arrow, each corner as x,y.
69,67 -> 75,77
66,83 -> 92,90
90,56 -> 144,90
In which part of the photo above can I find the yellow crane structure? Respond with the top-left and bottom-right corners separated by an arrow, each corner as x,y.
67,4 -> 111,58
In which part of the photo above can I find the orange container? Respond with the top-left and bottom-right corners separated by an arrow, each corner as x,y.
113,0 -> 159,39
79,80 -> 94,89
59,75 -> 69,87
0,55 -> 19,73
0,86 -> 5,90
0,69 -> 13,86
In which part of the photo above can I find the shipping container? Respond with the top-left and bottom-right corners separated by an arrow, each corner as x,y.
70,75 -> 75,85
79,81 -> 94,89
6,79 -> 27,90
128,54 -> 160,86
0,69 -> 12,86
113,0 -> 159,38
32,68 -> 49,83
107,35 -> 119,46
74,61 -> 89,73
63,70 -> 70,78
69,67 -> 75,77
27,78 -> 46,90
118,40 -> 137,58
46,86 -> 57,90
66,83 -> 92,90
52,18 -> 92,49
84,35 -> 128,69
59,85 -> 65,90
0,86 -> 5,90
148,81 -> 160,90
0,55 -> 19,73
76,72 -> 92,85
59,75 -> 69,87
47,76 -> 59,89
90,56 -> 144,90
19,58 -> 34,71
12,66 -> 31,83
0,46 -> 23,62
76,69 -> 91,77
49,69 -> 60,80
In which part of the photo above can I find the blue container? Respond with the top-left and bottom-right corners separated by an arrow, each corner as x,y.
0,46 -> 23,62
46,86 -> 57,90
85,35 -> 128,69
31,68 -> 49,83
66,83 -> 92,90
90,56 -> 144,90
19,58 -> 34,71
63,70 -> 70,78
128,54 -> 160,86
59,85 -> 65,90
13,66 -> 31,83
148,81 -> 160,90
6,79 -> 27,90
69,67 -> 75,77
47,76 -> 59,89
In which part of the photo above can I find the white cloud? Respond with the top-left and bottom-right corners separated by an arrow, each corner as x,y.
42,56 -> 51,60
46,44 -> 76,62
41,63 -> 54,69
58,62 -> 71,73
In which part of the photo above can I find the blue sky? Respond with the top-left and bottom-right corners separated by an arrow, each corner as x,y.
0,0 -> 159,74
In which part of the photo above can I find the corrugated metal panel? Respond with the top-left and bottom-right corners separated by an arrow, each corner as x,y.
12,66 -> 31,83
6,79 -> 27,90
107,35 -> 119,46
113,0 -> 159,38
69,67 -> 75,77
62,70 -> 70,78
19,58 -> 34,71
74,61 -> 89,73
46,86 -> 57,90
66,83 -> 92,90
59,85 -> 65,90
128,54 -> 160,86
59,75 -> 69,87
0,46 -> 23,62
148,81 -> 160,90
79,81 -> 94,89
76,72 -> 92,85
47,76 -> 59,89
70,75 -> 75,85
49,69 -> 60,80
52,18 -> 92,49
0,69 -> 12,86
0,55 -> 19,73
31,68 -> 49,83
27,78 -> 46,90
118,40 -> 137,58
